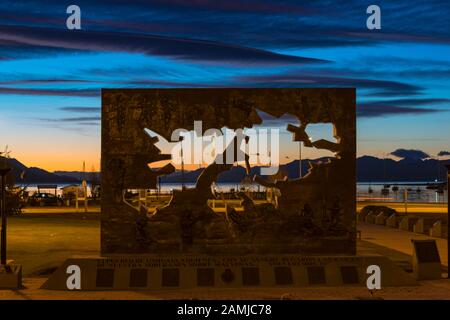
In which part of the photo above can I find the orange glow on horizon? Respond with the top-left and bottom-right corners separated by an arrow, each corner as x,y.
12,149 -> 100,173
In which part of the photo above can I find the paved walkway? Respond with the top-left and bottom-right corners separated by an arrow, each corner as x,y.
21,207 -> 100,214
358,222 -> 448,267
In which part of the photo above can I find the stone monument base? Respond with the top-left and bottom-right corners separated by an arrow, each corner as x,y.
42,254 -> 416,290
0,261 -> 22,289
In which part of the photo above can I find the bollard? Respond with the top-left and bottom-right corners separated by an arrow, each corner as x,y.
429,220 -> 442,238
375,212 -> 387,225
386,213 -> 398,228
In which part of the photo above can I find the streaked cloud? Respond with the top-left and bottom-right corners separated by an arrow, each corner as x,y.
358,103 -> 445,118
391,149 -> 430,160
0,25 -> 326,65
59,107 -> 100,113
0,87 -> 99,97
38,116 -> 101,122
0,79 -> 92,85
236,73 -> 423,96
437,150 -> 450,156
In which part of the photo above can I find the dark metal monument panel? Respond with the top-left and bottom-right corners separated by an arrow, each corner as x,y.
101,88 -> 356,255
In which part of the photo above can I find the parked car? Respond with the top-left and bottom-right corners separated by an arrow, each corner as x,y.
28,192 -> 63,207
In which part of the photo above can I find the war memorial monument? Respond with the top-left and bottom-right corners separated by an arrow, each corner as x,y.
43,88 -> 415,290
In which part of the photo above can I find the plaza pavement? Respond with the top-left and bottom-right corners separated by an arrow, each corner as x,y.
1,208 -> 448,299
358,222 -> 448,267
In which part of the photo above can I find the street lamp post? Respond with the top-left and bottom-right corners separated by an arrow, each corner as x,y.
299,142 -> 302,179
181,139 -> 185,190
446,164 -> 450,278
404,188 -> 408,214
0,167 -> 11,266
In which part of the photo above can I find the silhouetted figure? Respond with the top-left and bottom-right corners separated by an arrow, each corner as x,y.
180,210 -> 195,245
300,203 -> 317,236
301,203 -> 313,219
329,198 -> 341,228
135,205 -> 154,245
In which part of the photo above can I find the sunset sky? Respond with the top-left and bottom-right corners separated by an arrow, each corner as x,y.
0,0 -> 449,171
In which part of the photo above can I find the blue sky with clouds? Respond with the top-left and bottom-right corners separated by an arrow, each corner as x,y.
0,0 -> 449,170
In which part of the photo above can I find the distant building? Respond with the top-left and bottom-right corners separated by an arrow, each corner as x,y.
61,185 -> 85,198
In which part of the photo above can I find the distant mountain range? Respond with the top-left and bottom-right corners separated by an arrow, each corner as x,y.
2,156 -> 450,184
2,157 -> 79,184
357,156 -> 449,182
159,156 -> 450,183
53,171 -> 95,180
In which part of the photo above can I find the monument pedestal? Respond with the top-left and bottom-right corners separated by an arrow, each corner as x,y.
42,254 -> 416,290
0,261 -> 22,289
